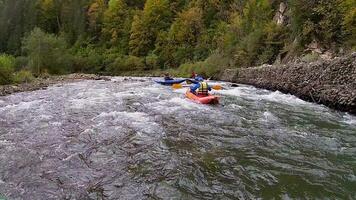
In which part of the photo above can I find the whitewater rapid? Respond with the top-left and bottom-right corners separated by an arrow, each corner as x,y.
0,77 -> 355,199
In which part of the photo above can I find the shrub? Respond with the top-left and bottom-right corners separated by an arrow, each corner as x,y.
203,52 -> 229,77
13,70 -> 34,83
301,52 -> 320,63
14,56 -> 29,71
145,53 -> 159,70
22,28 -> 73,75
107,55 -> 144,74
176,63 -> 195,77
124,55 -> 145,71
0,54 -> 15,85
72,46 -> 101,73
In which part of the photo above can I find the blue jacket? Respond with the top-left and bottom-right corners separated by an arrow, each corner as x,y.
194,76 -> 204,81
190,82 -> 212,93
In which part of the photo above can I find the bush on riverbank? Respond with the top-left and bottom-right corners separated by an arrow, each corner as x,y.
0,54 -> 35,85
22,28 -> 73,76
13,70 -> 35,84
0,54 -> 15,85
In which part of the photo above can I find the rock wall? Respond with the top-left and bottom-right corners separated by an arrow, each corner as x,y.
219,53 -> 356,114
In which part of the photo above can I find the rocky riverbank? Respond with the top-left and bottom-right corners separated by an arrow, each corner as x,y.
0,73 -> 110,96
219,53 -> 356,114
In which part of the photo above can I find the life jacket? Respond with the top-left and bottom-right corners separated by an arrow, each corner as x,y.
197,82 -> 209,96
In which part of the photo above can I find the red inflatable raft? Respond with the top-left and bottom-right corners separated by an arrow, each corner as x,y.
185,90 -> 219,104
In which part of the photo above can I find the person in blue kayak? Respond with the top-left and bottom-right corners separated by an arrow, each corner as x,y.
190,77 -> 212,96
163,72 -> 174,81
194,75 -> 204,81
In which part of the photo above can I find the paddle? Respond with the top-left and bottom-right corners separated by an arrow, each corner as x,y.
212,85 -> 223,90
172,83 -> 223,90
172,83 -> 183,89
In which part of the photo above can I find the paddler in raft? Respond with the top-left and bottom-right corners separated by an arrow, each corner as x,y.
190,77 -> 212,96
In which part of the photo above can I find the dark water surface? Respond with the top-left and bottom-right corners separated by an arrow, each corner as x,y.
0,78 -> 355,199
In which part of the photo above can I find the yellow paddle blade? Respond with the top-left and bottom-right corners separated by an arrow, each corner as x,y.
172,83 -> 183,89
212,85 -> 222,90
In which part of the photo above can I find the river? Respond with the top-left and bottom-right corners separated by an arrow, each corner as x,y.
0,77 -> 355,199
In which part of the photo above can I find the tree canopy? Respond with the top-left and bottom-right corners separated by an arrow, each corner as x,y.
0,0 -> 354,79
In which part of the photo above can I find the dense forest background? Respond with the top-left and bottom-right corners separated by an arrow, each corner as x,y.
0,0 -> 355,84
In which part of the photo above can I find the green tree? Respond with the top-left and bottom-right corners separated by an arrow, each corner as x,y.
102,0 -> 132,52
87,0 -> 106,38
129,0 -> 172,56
163,6 -> 205,66
339,0 -> 356,48
59,0 -> 88,44
22,28 -> 72,75
37,0 -> 60,33
289,0 -> 344,47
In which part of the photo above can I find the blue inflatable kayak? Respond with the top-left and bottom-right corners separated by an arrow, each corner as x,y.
154,79 -> 186,86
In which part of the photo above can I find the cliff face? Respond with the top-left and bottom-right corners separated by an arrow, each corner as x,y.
219,53 -> 356,114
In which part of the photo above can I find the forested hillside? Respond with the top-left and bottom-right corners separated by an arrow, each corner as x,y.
0,0 -> 355,84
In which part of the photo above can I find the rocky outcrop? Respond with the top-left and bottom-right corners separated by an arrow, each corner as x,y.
219,53 -> 356,114
0,73 -> 111,96
273,2 -> 288,26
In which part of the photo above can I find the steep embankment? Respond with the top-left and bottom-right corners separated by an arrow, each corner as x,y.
219,53 -> 356,114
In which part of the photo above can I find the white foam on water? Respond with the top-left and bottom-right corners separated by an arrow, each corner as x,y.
292,131 -> 309,138
50,122 -> 62,126
217,86 -> 313,107
94,111 -> 163,135
259,111 -> 280,123
96,111 -> 150,122
143,86 -> 165,93
110,77 -> 126,82
68,88 -> 119,109
38,114 -> 53,121
172,88 -> 188,94
113,91 -> 138,98
0,100 -> 43,111
69,98 -> 100,109
342,114 -> 356,125
226,104 -> 243,110
0,139 -> 13,146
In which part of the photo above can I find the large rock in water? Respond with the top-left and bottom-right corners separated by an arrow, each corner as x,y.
219,53 -> 356,114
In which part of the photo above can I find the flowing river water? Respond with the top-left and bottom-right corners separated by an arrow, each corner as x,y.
0,77 -> 355,199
